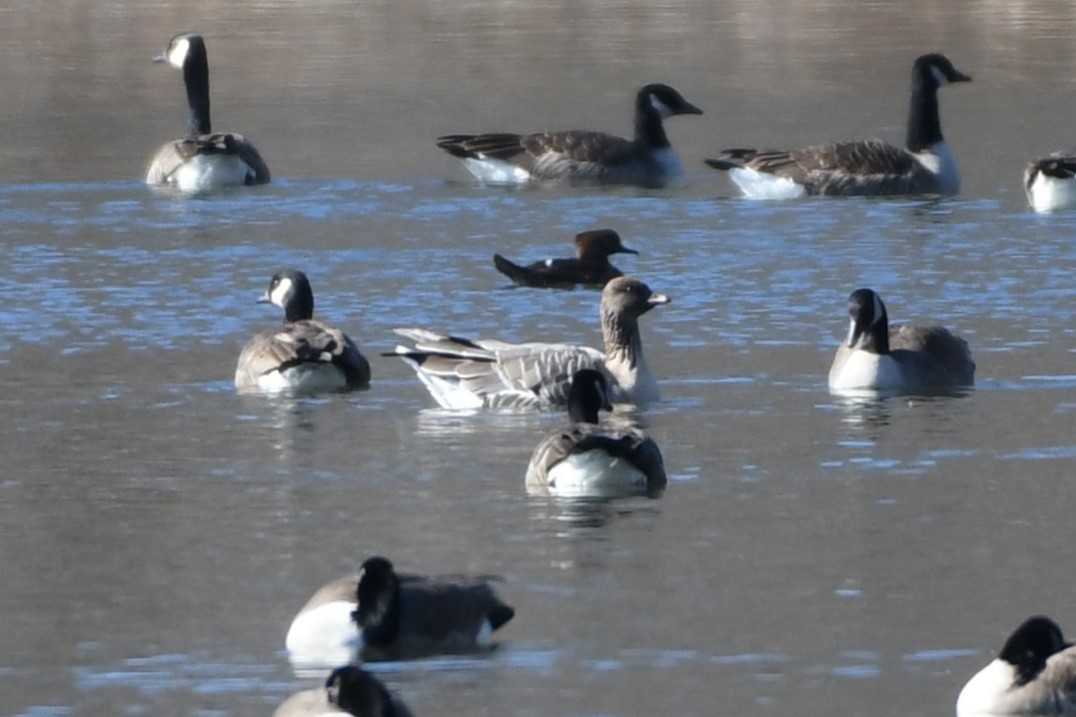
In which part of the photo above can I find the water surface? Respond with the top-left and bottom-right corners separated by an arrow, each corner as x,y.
1,3 -> 1075,717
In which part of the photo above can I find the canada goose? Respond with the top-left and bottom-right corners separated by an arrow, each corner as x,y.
146,32 -> 270,192
526,369 -> 666,498
386,276 -> 669,410
706,53 -> 971,198
272,666 -> 413,717
493,229 -> 638,288
1025,152 -> 1076,212
437,83 -> 702,187
828,288 -> 975,393
956,616 -> 1076,717
352,556 -> 515,660
234,270 -> 371,394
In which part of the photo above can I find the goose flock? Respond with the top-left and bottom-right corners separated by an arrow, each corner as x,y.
140,31 -> 1067,717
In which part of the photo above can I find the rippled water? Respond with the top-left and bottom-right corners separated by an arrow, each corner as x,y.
2,2 -> 1076,717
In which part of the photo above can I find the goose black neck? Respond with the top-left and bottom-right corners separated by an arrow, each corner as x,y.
567,388 -> 601,425
905,73 -> 942,152
634,103 -> 670,149
283,281 -> 315,323
355,571 -> 401,646
182,38 -> 212,136
858,310 -> 890,354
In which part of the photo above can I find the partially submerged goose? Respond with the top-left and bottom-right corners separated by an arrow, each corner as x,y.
235,270 -> 370,394
387,276 -> 669,410
493,229 -> 638,288
272,666 -> 413,717
706,53 -> 970,198
828,288 -> 975,394
437,83 -> 702,187
1025,152 -> 1076,212
956,616 -> 1076,717
146,32 -> 270,192
526,369 -> 667,498
353,556 -> 515,660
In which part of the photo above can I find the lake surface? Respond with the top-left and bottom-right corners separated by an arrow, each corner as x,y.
1,2 -> 1075,716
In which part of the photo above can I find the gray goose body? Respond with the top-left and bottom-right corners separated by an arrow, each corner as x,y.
272,666 -> 413,717
957,616 -> 1076,717
146,33 -> 270,192
354,557 -> 515,661
493,229 -> 638,288
235,270 -> 370,394
437,83 -> 702,187
526,369 -> 666,497
387,276 -> 669,410
706,53 -> 970,198
828,288 -> 974,394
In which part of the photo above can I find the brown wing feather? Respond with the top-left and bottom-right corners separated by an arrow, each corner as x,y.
236,320 -> 369,389
890,324 -> 975,385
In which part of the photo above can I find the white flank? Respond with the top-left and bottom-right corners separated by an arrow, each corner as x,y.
461,157 -> 531,184
256,364 -> 347,394
728,168 -> 807,200
547,450 -> 647,498
475,619 -> 494,646
1027,172 -> 1076,213
172,154 -> 252,193
914,141 -> 960,195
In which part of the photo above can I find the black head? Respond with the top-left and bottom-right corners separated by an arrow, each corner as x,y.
913,53 -> 972,88
353,556 -> 401,640
575,229 -> 638,259
998,615 -> 1069,686
567,369 -> 611,424
325,666 -> 399,717
154,32 -> 206,69
845,288 -> 889,351
602,276 -> 670,319
636,83 -> 703,118
259,269 -> 315,323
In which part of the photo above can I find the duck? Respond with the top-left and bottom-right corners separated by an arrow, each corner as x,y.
827,288 -> 975,394
386,276 -> 669,410
705,53 -> 971,198
956,616 -> 1076,717
272,665 -> 413,717
1025,152 -> 1076,212
526,369 -> 666,498
493,229 -> 638,288
146,32 -> 271,192
353,556 -> 515,660
436,83 -> 702,187
234,270 -> 371,394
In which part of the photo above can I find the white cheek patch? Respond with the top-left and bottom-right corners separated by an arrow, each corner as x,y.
649,95 -> 673,118
269,277 -> 293,308
846,318 -> 857,346
167,37 -> 190,68
545,259 -> 554,267
931,65 -> 949,86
